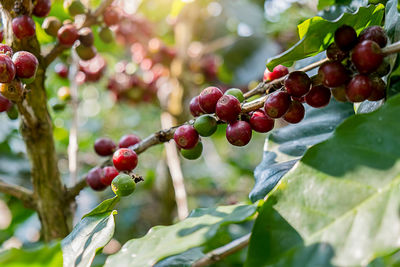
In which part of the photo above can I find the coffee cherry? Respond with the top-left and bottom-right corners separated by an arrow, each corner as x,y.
334,25 -> 357,51
283,101 -> 305,124
57,86 -> 70,101
100,166 -> 119,186
225,88 -> 244,102
0,79 -> 24,101
331,85 -> 348,102
292,96 -> 305,103
55,63 -> 69,78
318,61 -> 349,87
12,16 -> 36,39
305,85 -> 331,108
326,43 -> 348,61
33,0 -> 51,17
51,100 -> 66,112
113,148 -> 138,171
359,26 -> 387,48
0,44 -> 13,57
6,104 -> 18,120
86,167 -> 107,191
249,110 -> 274,133
103,7 -> 121,26
181,141 -> 203,160
346,74 -> 372,102
174,125 -> 199,149
264,91 -> 291,118
199,86 -> 223,113
78,27 -> 94,47
99,27 -> 114,43
12,51 -> 38,81
351,40 -> 383,74
57,24 -> 79,47
0,55 -> 16,83
189,96 -> 204,117
0,93 -> 12,112
194,114 -> 218,137
119,134 -> 141,148
368,76 -> 386,101
226,121 -> 252,146
64,0 -> 86,16
111,173 -> 135,197
375,59 -> 390,77
0,29 -> 3,43
215,95 -> 241,122
264,65 -> 289,81
284,71 -> 311,97
42,17 -> 62,37
75,42 -> 97,61
94,137 -> 116,156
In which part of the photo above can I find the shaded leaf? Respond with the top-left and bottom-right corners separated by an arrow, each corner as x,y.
154,247 -> 205,267
385,0 -> 400,98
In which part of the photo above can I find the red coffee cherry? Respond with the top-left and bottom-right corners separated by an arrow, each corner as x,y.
264,64 -> 289,81
264,91 -> 291,118
103,7 -> 121,26
33,0 -> 51,17
351,40 -> 383,74
358,26 -> 387,48
94,137 -> 116,156
318,61 -> 349,88
305,85 -> 331,108
326,43 -> 348,61
100,166 -> 119,186
346,74 -> 372,102
215,95 -> 241,122
189,96 -> 204,117
226,121 -> 252,146
284,71 -> 311,97
55,63 -> 69,78
334,25 -> 357,51
0,93 -> 12,112
113,148 -> 138,171
249,110 -> 274,133
86,167 -> 107,191
0,54 -> 16,83
283,101 -> 305,124
0,44 -> 13,57
119,134 -> 141,148
0,29 -> 3,43
12,16 -> 36,39
174,125 -> 199,149
199,86 -> 223,113
57,24 -> 79,46
12,51 -> 39,80
368,76 -> 386,101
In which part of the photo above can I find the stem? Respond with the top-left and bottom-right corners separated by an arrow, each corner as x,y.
0,179 -> 35,209
382,41 -> 400,56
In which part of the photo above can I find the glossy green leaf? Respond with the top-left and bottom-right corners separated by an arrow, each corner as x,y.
246,94 -> 400,266
154,247 -> 205,267
83,196 -> 120,218
105,204 -> 257,267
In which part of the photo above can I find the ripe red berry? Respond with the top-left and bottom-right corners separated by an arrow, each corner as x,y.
119,134 -> 141,148
264,91 -> 291,118
318,61 -> 349,87
189,96 -> 204,117
12,16 -> 36,39
215,95 -> 241,122
33,0 -> 51,17
226,121 -> 252,146
334,25 -> 357,51
0,54 -> 16,83
100,166 -> 119,186
326,43 -> 348,61
351,40 -> 383,74
283,101 -> 305,124
0,29 -> 3,43
174,125 -> 199,149
368,76 -> 386,101
199,86 -> 223,114
94,137 -> 116,156
55,63 -> 69,78
249,110 -> 274,133
263,68 -> 271,81
103,7 -> 120,26
346,74 -> 373,102
12,51 -> 38,80
0,93 -> 12,112
86,167 -> 107,191
113,148 -> 138,171
284,71 -> 311,97
57,24 -> 79,47
264,65 -> 288,81
358,26 -> 387,48
305,85 -> 331,108
0,44 -> 13,57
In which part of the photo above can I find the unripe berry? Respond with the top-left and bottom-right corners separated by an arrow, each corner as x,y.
100,166 -> 119,186
189,96 -> 204,117
75,42 -> 97,61
334,25 -> 357,51
326,43 -> 348,61
368,76 -> 386,101
284,71 -> 311,97
264,91 -> 291,118
64,0 -> 86,16
249,110 -> 274,133
55,63 -> 69,78
331,85 -> 348,102
0,93 -> 12,112
99,27 -> 114,43
78,27 -> 94,47
283,101 -> 305,124
318,61 -> 349,87
0,44 -> 13,57
305,85 -> 331,108
0,79 -> 24,102
375,59 -> 390,77
199,86 -> 223,113
174,125 -> 199,149
57,86 -> 71,101
103,7 -> 121,26
119,134 -> 141,148
12,51 -> 38,80
57,24 -> 79,47
346,74 -> 372,102
42,17 -> 62,37
12,16 -> 36,39
351,40 -> 383,74
215,95 -> 241,122
0,55 -> 16,83
194,114 -> 218,137
112,148 -> 138,171
226,121 -> 252,146
264,65 -> 289,81
181,141 -> 203,160
33,0 -> 51,17
225,88 -> 244,102
94,137 -> 116,156
86,167 -> 107,191
111,173 -> 135,197
358,26 -> 387,48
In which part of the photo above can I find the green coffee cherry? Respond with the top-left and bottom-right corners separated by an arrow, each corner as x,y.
225,88 -> 244,102
99,27 -> 114,43
181,141 -> 203,160
111,173 -> 136,197
6,105 -> 18,120
64,0 -> 86,16
194,115 -> 217,137
75,43 -> 96,60
51,101 -> 66,112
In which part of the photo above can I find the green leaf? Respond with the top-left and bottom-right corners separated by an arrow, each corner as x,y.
154,247 -> 205,267
317,0 -> 368,11
266,4 -> 384,70
82,196 -> 120,218
246,94 -> 400,266
105,204 -> 257,267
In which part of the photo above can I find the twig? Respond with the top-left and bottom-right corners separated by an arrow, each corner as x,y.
0,179 -> 35,209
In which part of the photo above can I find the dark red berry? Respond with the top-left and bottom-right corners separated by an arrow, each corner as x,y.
359,26 -> 387,48
264,65 -> 288,81
94,137 -> 116,156
0,29 -> 3,43
292,96 -> 305,103
326,43 -> 348,61
33,0 -> 51,17
0,44 -> 13,57
78,27 -> 94,47
368,76 -> 386,101
55,63 -> 69,78
264,91 -> 291,118
174,125 -> 199,149
57,24 -> 79,46
215,95 -> 241,122
334,25 -> 357,51
86,167 -> 107,191
0,93 -> 12,112
189,96 -> 204,117
12,51 -> 38,79
226,121 -> 252,146
283,101 -> 305,124
346,74 -> 372,102
318,61 -> 349,87
351,40 -> 383,74
119,134 -> 141,148
100,166 -> 119,186
249,110 -> 274,133
0,55 -> 16,83
284,71 -> 311,97
199,86 -> 223,113
113,148 -> 138,171
12,16 -> 36,39
305,85 -> 331,108
331,86 -> 348,102
103,7 -> 120,26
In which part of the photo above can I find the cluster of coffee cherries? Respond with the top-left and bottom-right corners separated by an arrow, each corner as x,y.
86,134 -> 142,196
